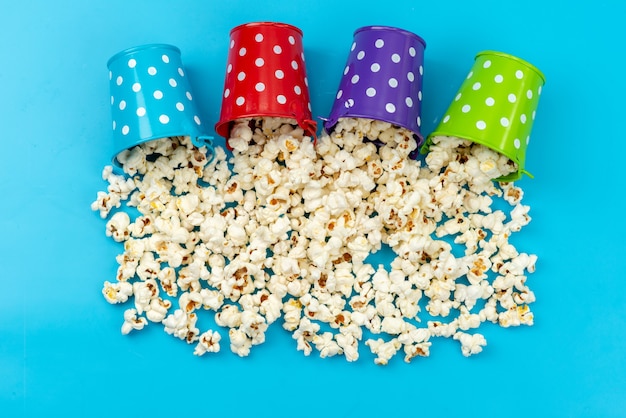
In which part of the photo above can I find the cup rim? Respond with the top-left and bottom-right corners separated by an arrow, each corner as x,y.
476,50 -> 546,84
354,25 -> 426,48
107,44 -> 181,68
230,21 -> 303,36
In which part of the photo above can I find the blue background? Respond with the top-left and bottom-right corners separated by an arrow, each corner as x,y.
1,1 -> 625,417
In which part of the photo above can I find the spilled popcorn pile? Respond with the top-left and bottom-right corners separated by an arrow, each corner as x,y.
92,117 -> 536,364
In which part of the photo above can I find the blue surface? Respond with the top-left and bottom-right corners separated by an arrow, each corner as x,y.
2,1 -> 625,417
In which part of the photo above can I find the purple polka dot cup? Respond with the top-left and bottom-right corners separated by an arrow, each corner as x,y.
323,26 -> 426,149
107,44 -> 214,165
422,51 -> 545,182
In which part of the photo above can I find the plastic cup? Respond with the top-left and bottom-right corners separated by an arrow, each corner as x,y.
107,44 -> 214,165
422,51 -> 545,181
215,22 -> 317,145
323,25 -> 426,152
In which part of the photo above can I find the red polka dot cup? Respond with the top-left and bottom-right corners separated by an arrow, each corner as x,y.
215,22 -> 317,145
107,44 -> 214,165
323,26 -> 426,150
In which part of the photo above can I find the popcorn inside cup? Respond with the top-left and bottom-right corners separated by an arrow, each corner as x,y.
226,117 -> 308,152
112,136 -> 212,177
326,117 -> 419,159
425,135 -> 518,181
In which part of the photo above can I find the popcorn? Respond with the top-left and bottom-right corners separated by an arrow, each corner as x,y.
453,332 -> 487,357
93,118 -> 539,364
226,223 -> 248,247
158,267 -> 178,297
403,342 -> 432,363
179,291 -> 203,313
372,266 -> 391,293
105,212 -> 131,242
282,298 -> 303,332
129,215 -> 156,238
116,145 -> 147,176
335,331 -> 360,362
381,316 -> 409,335
200,288 -> 224,311
396,294 -> 421,318
115,253 -> 139,282
366,338 -> 401,365
121,308 -> 148,335
501,182 -> 524,206
163,309 -> 200,343
91,166 -> 137,218
312,332 -> 343,358
176,193 -> 200,216
479,298 -> 499,323
91,191 -> 121,219
135,252 -> 160,282
457,307 -> 481,331
146,297 -> 172,323
507,204 -> 532,232
132,279 -> 159,314
454,281 -> 491,310
239,310 -> 269,345
259,293 -> 283,324
498,304 -> 534,327
194,330 -> 222,356
426,298 -> 454,317
465,254 -> 492,284
428,320 -> 459,338
228,120 -> 254,152
102,280 -> 133,304
293,317 -> 320,356
375,292 -> 398,318
229,328 -> 253,357
215,304 -> 242,328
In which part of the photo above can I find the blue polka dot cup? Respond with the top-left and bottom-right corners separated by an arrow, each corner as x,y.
323,26 -> 426,151
107,44 -> 214,165
422,51 -> 545,182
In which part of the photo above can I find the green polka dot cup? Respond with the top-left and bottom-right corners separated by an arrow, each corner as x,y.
107,44 -> 214,165
423,51 -> 545,181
